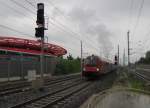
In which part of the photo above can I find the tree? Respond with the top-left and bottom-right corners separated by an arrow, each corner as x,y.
146,51 -> 150,59
54,55 -> 81,75
137,50 -> 150,64
67,54 -> 73,60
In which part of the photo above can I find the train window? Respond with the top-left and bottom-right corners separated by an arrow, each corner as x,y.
84,56 -> 97,66
84,58 -> 90,64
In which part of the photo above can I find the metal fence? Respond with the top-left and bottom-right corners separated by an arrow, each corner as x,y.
0,55 -> 57,81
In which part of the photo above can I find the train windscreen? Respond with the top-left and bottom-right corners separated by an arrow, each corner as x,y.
84,56 -> 97,66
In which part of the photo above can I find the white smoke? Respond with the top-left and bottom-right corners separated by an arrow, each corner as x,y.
68,8 -> 113,58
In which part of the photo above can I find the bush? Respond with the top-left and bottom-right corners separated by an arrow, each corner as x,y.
54,57 -> 81,75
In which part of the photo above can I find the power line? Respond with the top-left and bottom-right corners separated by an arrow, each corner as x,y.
0,24 -> 34,38
24,0 -> 36,8
24,0 -> 99,52
0,0 -> 35,21
132,0 -> 145,37
46,1 -> 99,51
51,19 -> 99,51
10,0 -> 36,15
8,1 -> 82,51
0,1 -> 82,55
8,0 -> 99,54
128,0 -> 134,30
47,1 -> 71,21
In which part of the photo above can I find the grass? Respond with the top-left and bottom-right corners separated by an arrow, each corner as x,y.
126,70 -> 146,90
115,67 -> 146,90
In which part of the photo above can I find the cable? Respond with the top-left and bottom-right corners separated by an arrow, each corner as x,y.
46,0 -> 99,51
24,0 -> 99,52
0,0 -> 35,22
0,24 -> 34,38
51,19 -> 99,51
47,1 -> 71,21
9,0 -> 99,54
0,1 -> 82,55
128,0 -> 134,30
24,0 -> 36,8
10,0 -> 36,15
128,0 -> 145,61
132,0 -> 145,37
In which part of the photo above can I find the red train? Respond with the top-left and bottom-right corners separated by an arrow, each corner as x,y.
82,55 -> 116,78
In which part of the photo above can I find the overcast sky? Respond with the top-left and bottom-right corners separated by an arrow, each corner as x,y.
0,0 -> 150,64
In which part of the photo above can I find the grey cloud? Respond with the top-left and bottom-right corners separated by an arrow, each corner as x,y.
68,7 -> 113,58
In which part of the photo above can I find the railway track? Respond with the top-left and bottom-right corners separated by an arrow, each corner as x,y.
10,80 -> 90,108
0,74 -> 80,96
9,72 -> 117,108
134,71 -> 150,82
130,67 -> 150,82
0,71 -> 117,108
0,76 -> 82,108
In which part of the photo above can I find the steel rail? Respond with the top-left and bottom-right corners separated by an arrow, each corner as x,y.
10,79 -> 86,108
0,74 -> 80,96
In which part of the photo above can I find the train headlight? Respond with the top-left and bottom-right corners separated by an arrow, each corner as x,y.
97,68 -> 99,71
83,68 -> 86,71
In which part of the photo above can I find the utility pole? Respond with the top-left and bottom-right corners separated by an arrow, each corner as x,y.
40,37 -> 44,79
20,53 -> 24,79
81,41 -> 83,72
127,31 -> 130,67
118,45 -> 119,65
123,48 -> 125,66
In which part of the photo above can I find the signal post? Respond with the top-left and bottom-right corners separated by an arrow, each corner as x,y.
34,3 -> 47,89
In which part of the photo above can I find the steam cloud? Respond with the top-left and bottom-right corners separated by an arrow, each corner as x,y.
68,8 -> 113,58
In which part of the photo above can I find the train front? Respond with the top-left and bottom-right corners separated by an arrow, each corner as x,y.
82,55 -> 100,77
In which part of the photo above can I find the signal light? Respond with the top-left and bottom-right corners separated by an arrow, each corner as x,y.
35,27 -> 44,38
35,3 -> 46,38
36,3 -> 44,25
114,55 -> 118,65
115,56 -> 117,61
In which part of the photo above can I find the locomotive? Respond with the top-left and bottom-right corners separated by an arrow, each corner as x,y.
82,55 -> 116,78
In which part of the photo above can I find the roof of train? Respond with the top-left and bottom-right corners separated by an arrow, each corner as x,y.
86,55 -> 113,63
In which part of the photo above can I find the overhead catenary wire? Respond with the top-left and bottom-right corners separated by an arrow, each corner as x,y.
2,0 -> 99,55
26,0 -> 99,52
128,0 -> 134,30
0,24 -> 34,38
10,0 -> 36,15
1,1 -> 83,55
47,1 -> 100,51
24,0 -> 36,8
0,1 -> 83,57
127,0 -> 145,61
0,1 -> 81,54
0,0 -> 33,20
46,0 -> 100,51
132,0 -> 145,37
23,0 -> 99,53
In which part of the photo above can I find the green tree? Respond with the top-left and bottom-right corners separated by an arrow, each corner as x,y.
146,51 -> 150,59
67,54 -> 73,60
54,56 -> 81,75
137,51 -> 150,64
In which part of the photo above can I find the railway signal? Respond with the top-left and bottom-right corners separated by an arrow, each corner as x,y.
35,27 -> 44,38
35,3 -> 47,83
36,3 -> 44,25
114,55 -> 118,65
35,3 -> 45,38
127,31 -> 130,66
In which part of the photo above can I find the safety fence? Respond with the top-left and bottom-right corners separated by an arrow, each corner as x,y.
0,55 -> 57,82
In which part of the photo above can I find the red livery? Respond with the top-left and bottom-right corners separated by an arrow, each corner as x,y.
82,55 -> 115,78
